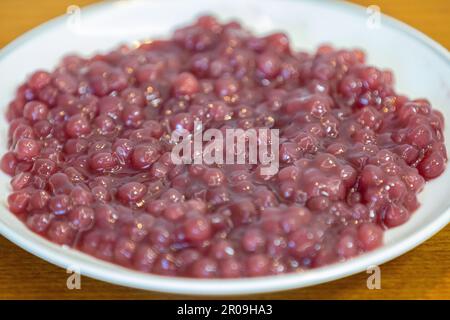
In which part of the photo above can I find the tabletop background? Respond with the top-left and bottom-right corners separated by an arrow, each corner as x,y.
0,0 -> 449,300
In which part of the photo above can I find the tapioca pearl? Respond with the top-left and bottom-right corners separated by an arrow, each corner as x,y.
384,203 -> 411,228
311,59 -> 336,81
117,182 -> 147,203
26,213 -> 53,233
47,221 -> 76,245
201,168 -> 225,187
53,72 -> 78,94
93,115 -> 115,134
94,204 -> 118,229
148,225 -> 172,249
357,66 -> 382,90
351,203 -> 369,220
23,101 -> 49,122
211,101 -> 234,121
88,140 -> 112,155
131,144 -> 160,170
360,164 -> 385,189
242,228 -> 266,253
312,243 -> 339,268
245,254 -> 270,277
229,200 -> 257,226
87,231 -> 117,261
161,188 -> 184,203
392,144 -> 419,165
339,165 -> 357,187
29,190 -> 50,210
8,118 -> 30,139
68,206 -> 95,231
172,72 -> 199,97
265,33 -> 290,53
121,214 -> 154,242
148,162 -> 169,179
70,186 -> 93,206
417,150 -> 446,180
120,87 -> 146,107
32,158 -> 56,178
356,106 -> 382,130
293,132 -> 318,154
151,253 -> 177,276
173,249 -> 200,274
39,147 -> 62,164
337,234 -> 358,258
135,64 -> 160,84
287,228 -> 317,259
278,166 -> 301,182
430,141 -> 448,161
256,52 -> 281,79
49,173 -> 73,194
65,114 -> 91,138
64,166 -> 84,183
112,138 -> 134,164
49,194 -> 70,215
121,104 -> 144,128
183,216 -> 212,242
308,175 -> 346,201
37,84 -> 59,107
11,172 -> 33,190
208,240 -> 235,260
33,120 -> 52,138
64,138 -> 88,155
187,164 -> 205,177
219,258 -> 243,278
214,77 -> 239,97
189,258 -> 218,278
12,125 -> 36,144
7,190 -> 31,214
146,199 -> 167,216
143,120 -> 165,138
352,128 -> 376,145
265,234 -> 288,257
259,209 -> 283,234
278,180 -> 296,200
403,192 -> 420,212
279,142 -> 301,163
357,222 -> 383,251
28,70 -> 52,90
338,74 -> 363,98
169,112 -> 194,133
133,244 -> 158,272
399,169 -> 424,193
190,53 -> 210,77
253,189 -> 278,209
285,95 -> 329,117
162,203 -> 185,221
1,152 -> 18,175
405,124 -> 433,149
113,237 -> 136,266
88,152 -> 118,172
98,96 -> 123,119
14,138 -> 40,161
429,110 -> 445,131
280,207 -> 311,233
307,195 -> 331,212
91,186 -> 110,202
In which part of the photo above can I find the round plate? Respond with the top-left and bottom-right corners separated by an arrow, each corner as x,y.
0,0 -> 449,295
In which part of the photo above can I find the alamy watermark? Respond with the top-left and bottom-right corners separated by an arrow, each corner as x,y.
366,265 -> 381,289
170,121 -> 280,176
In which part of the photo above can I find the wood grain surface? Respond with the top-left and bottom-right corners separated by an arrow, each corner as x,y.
0,0 -> 449,300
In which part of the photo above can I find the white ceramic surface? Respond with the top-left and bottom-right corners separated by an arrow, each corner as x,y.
0,0 -> 449,295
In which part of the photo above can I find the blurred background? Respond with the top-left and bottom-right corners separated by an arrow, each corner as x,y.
0,0 -> 449,49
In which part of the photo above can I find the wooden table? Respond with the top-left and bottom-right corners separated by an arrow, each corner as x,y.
0,0 -> 449,299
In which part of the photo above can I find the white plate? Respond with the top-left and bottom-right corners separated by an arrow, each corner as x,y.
0,0 -> 449,296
